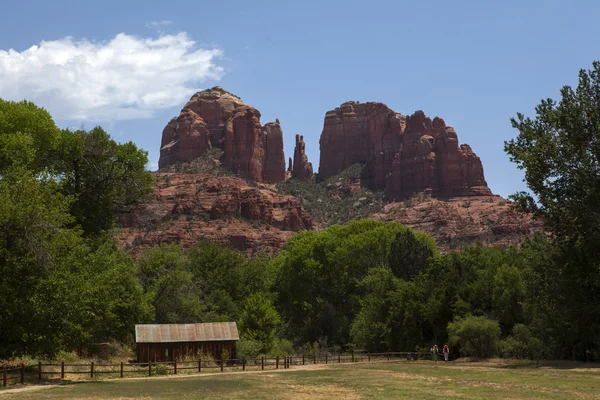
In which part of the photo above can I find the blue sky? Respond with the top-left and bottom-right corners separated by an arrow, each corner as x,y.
1,0 -> 599,198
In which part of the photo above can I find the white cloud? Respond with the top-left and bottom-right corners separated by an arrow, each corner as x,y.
147,161 -> 159,171
0,32 -> 223,121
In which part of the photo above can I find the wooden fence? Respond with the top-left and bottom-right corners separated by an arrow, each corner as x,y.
1,351 -> 445,388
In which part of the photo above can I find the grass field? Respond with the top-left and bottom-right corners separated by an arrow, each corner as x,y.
3,360 -> 600,399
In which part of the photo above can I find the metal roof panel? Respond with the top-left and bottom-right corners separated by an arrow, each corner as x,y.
135,322 -> 239,343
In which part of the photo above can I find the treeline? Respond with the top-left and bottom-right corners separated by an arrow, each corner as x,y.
2,61 -> 600,362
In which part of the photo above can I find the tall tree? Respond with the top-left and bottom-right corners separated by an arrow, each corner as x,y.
388,230 -> 437,280
505,61 -> 600,360
58,127 -> 154,236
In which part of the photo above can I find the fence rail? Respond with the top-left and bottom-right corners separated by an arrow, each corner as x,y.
1,351 -> 446,388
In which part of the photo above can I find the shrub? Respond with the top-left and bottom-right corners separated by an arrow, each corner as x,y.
220,349 -> 230,363
237,338 -> 263,361
447,315 -> 500,359
153,363 -> 170,375
268,339 -> 294,357
498,324 -> 544,359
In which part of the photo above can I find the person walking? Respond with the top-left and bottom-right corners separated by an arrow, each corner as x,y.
443,345 -> 450,362
432,345 -> 439,362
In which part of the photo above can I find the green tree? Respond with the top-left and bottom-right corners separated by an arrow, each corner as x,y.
0,168 -> 87,358
388,229 -> 437,280
505,61 -> 600,242
505,61 -> 600,360
447,315 -> 500,359
82,238 -> 152,345
0,99 -> 60,172
136,244 -> 203,324
57,127 -> 154,236
275,220 -> 407,346
492,264 -> 525,334
350,267 -> 400,351
239,293 -> 281,353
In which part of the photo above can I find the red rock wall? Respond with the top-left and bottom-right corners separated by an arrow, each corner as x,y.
319,102 -> 491,199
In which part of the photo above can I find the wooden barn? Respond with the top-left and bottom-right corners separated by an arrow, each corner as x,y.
135,322 -> 239,363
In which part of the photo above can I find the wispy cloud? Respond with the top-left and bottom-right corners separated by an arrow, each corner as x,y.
0,32 -> 223,121
146,20 -> 173,30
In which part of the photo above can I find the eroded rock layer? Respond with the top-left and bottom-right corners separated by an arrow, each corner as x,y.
318,102 -> 491,199
118,172 -> 314,256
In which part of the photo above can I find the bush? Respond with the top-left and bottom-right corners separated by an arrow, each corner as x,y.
220,349 -> 230,363
498,324 -> 544,359
237,338 -> 263,361
153,363 -> 170,375
268,339 -> 294,357
447,315 -> 500,359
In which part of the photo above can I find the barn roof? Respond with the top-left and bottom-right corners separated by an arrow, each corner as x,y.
135,322 -> 239,343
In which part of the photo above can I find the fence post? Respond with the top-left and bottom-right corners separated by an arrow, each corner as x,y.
387,352 -> 390,361
276,356 -> 279,369
120,362 -> 124,378
220,359 -> 224,372
90,361 -> 94,379
290,356 -> 293,368
368,353 -> 371,362
174,359 -> 177,375
148,362 -> 152,376
338,353 -> 341,363
20,364 -> 24,384
61,361 -> 65,380
198,359 -> 202,373
261,357 -> 264,370
38,361 -> 42,382
3,366 -> 7,387
302,354 -> 305,365
242,359 -> 246,371
352,351 -> 355,363
325,353 -> 328,364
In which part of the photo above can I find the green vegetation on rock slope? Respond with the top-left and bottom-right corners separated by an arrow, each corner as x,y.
276,163 -> 385,227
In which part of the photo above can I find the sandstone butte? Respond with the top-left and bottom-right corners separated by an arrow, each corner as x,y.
319,101 -> 491,200
159,87 -> 286,183
118,91 -> 542,255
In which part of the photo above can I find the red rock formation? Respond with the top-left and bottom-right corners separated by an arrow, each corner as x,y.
291,134 -> 313,181
159,87 -> 286,183
117,172 -> 314,256
318,102 -> 491,199
318,101 -> 404,184
118,172 -> 538,256
372,195 -> 543,252
263,120 -> 286,183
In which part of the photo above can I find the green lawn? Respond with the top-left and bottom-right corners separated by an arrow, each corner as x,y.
3,360 -> 600,399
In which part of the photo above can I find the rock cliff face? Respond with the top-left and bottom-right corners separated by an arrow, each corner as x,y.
319,102 -> 491,199
291,134 -> 313,180
118,172 -> 314,256
159,87 -> 286,183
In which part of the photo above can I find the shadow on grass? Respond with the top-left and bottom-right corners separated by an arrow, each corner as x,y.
456,358 -> 600,370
